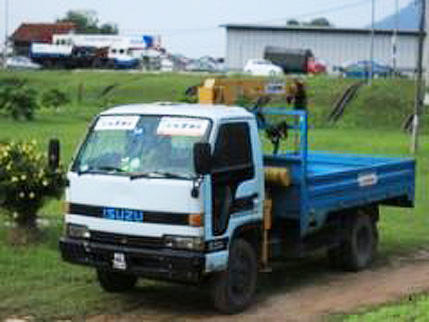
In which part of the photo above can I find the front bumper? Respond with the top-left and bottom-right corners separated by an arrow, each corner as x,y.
59,237 -> 205,283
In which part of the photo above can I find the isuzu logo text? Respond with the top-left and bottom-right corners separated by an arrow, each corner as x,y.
103,207 -> 144,222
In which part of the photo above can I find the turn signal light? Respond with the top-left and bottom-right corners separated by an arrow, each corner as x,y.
188,213 -> 203,227
62,202 -> 70,214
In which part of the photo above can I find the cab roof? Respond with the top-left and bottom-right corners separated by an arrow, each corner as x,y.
100,103 -> 254,121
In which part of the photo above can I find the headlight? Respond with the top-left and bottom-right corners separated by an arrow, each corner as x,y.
66,223 -> 91,239
164,235 -> 204,251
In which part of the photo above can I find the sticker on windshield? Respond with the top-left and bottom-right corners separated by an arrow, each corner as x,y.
157,117 -> 209,137
94,116 -> 140,131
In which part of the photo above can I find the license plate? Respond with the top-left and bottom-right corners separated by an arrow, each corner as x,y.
112,252 -> 127,270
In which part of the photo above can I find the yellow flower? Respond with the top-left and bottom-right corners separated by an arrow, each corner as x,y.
11,177 -> 18,183
20,174 -> 27,181
42,180 -> 49,187
29,192 -> 35,199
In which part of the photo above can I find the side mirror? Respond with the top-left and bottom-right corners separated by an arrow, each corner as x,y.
194,142 -> 212,175
48,138 -> 60,170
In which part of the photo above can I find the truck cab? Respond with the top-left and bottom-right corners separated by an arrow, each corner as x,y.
60,103 -> 415,313
60,103 -> 265,310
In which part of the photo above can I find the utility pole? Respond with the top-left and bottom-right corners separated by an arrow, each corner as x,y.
411,0 -> 426,154
2,0 -> 8,68
392,0 -> 399,74
369,0 -> 375,85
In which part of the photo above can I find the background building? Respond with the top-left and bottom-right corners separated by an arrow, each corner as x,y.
223,24 -> 421,72
10,22 -> 76,56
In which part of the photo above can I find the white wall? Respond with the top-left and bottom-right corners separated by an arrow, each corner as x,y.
226,28 -> 419,71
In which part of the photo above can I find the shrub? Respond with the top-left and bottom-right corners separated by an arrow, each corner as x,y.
0,140 -> 67,230
0,82 -> 39,120
41,89 -> 70,109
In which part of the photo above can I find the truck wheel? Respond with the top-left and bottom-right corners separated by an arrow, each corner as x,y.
211,239 -> 258,314
329,212 -> 378,271
96,269 -> 137,293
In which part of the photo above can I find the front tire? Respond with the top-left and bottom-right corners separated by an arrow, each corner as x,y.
211,239 -> 258,314
97,269 -> 137,293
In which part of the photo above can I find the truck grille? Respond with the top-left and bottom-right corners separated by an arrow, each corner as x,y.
89,231 -> 164,249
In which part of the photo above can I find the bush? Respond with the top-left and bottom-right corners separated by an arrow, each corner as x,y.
0,81 -> 39,120
0,140 -> 67,230
41,89 -> 70,109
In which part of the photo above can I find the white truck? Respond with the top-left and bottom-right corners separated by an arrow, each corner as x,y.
59,103 -> 415,313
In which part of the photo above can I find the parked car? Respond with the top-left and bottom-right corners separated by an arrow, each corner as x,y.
340,60 -> 393,79
244,59 -> 283,76
307,57 -> 327,74
186,56 -> 225,73
6,56 -> 41,70
160,58 -> 174,72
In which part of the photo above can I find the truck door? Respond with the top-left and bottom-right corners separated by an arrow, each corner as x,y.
210,122 -> 257,236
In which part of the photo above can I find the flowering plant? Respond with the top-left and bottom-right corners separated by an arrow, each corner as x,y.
0,140 -> 67,228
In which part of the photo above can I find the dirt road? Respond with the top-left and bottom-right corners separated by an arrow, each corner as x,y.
80,250 -> 429,322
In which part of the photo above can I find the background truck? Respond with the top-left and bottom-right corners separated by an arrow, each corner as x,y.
30,43 -> 109,69
58,104 -> 415,313
30,43 -> 139,69
264,46 -> 326,74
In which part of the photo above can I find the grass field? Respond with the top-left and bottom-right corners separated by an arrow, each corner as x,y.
0,70 -> 428,320
343,294 -> 429,321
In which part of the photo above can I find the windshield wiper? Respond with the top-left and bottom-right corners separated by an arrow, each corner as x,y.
78,166 -> 124,176
96,166 -> 125,173
151,171 -> 191,179
130,171 -> 191,180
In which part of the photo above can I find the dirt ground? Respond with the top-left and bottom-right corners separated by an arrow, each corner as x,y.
6,250 -> 429,322
77,250 -> 429,322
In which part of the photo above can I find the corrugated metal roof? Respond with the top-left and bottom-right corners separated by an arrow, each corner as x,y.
11,23 -> 76,43
222,24 -> 422,36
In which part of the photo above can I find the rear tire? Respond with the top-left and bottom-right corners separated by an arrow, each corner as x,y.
97,269 -> 137,293
328,210 -> 378,271
211,239 -> 258,314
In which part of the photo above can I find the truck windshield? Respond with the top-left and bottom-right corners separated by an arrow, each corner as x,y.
72,115 -> 210,179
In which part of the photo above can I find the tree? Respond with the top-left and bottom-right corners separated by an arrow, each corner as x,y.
99,23 -> 119,35
287,19 -> 300,26
286,17 -> 333,27
309,17 -> 333,27
57,10 -> 118,34
0,79 -> 39,120
0,140 -> 67,243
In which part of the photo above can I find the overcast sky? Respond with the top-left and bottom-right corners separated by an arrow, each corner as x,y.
0,0 -> 414,57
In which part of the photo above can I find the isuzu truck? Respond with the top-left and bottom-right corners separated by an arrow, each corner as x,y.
59,103 -> 415,313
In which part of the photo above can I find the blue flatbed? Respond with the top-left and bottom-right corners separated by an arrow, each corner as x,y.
262,110 -> 416,237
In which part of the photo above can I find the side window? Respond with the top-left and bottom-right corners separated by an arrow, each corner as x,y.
211,122 -> 254,236
212,122 -> 253,174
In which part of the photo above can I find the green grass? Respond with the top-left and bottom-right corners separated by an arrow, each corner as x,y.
0,71 -> 428,319
343,294 -> 429,321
